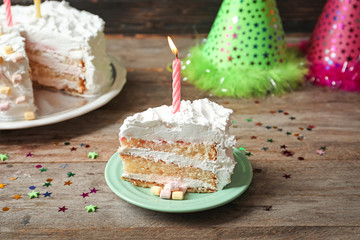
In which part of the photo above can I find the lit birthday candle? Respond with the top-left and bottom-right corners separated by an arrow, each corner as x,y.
167,36 -> 181,114
4,0 -> 13,27
34,0 -> 42,18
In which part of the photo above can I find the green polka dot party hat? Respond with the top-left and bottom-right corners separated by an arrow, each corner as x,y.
182,0 -> 307,97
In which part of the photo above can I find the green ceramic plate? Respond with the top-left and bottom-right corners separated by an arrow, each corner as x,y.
104,148 -> 252,213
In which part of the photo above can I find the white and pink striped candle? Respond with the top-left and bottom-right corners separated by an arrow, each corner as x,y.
167,36 -> 181,114
3,0 -> 13,27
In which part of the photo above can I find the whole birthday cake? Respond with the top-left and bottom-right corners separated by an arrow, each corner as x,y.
0,1 -> 112,120
118,98 -> 237,193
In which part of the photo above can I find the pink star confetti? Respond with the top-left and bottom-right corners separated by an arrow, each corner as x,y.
58,206 -> 68,212
80,192 -> 89,198
317,150 -> 325,156
89,188 -> 99,194
26,152 -> 34,157
282,150 -> 294,157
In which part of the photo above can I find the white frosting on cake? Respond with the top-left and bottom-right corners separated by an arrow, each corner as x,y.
119,99 -> 237,191
0,32 -> 36,120
0,1 -> 112,96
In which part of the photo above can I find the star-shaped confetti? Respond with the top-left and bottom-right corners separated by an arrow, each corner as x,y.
64,180 -> 73,186
70,147 -> 77,151
262,147 -> 268,151
85,205 -> 98,213
251,136 -> 257,139
88,152 -> 99,159
67,172 -> 75,177
245,152 -> 252,157
21,216 -> 30,225
316,150 -> 325,156
246,118 -> 252,122
43,192 -> 52,197
60,163 -> 68,169
80,192 -> 89,198
0,153 -> 8,161
267,139 -> 274,143
40,167 -> 47,172
0,183 -> 7,189
286,131 -> 292,135
12,194 -> 22,200
280,145 -> 287,149
282,150 -> 294,157
282,174 -> 291,179
26,152 -> 34,157
27,190 -> 40,199
89,188 -> 99,194
43,182 -> 52,187
58,206 -> 68,212
264,206 -> 272,211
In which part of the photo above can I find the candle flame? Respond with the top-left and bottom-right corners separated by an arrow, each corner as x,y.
167,36 -> 178,58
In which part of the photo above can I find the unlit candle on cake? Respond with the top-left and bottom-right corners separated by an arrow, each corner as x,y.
168,36 -> 181,114
4,0 -> 13,26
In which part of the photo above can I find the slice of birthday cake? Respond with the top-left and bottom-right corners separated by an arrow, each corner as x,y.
0,31 -> 36,120
118,98 -> 236,193
0,1 -> 112,96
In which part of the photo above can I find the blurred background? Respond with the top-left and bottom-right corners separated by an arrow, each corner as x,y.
11,0 -> 327,35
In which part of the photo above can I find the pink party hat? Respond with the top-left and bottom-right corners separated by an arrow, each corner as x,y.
307,0 -> 360,91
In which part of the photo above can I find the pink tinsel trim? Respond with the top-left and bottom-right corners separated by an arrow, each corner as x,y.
307,60 -> 360,92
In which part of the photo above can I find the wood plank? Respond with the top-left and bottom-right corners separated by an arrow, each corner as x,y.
10,0 -> 326,34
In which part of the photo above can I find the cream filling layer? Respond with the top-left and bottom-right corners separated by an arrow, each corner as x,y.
122,172 -> 216,190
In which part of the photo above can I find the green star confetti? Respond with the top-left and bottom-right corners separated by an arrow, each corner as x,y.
85,205 -> 98,213
245,152 -> 252,156
0,153 -> 8,161
246,118 -> 252,122
88,152 -> 99,159
43,182 -> 52,187
267,139 -> 274,143
27,190 -> 40,199
40,168 -> 47,172
286,132 -> 292,135
67,172 -> 75,177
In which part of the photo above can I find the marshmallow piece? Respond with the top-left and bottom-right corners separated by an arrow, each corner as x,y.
172,191 -> 184,200
0,86 -> 11,95
15,96 -> 26,104
150,186 -> 162,196
4,45 -> 14,55
0,102 -> 10,111
24,111 -> 35,120
12,53 -> 25,62
12,74 -> 22,83
159,189 -> 171,199
0,56 -> 3,64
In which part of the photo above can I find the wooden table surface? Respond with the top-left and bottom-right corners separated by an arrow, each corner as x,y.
0,35 -> 359,239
